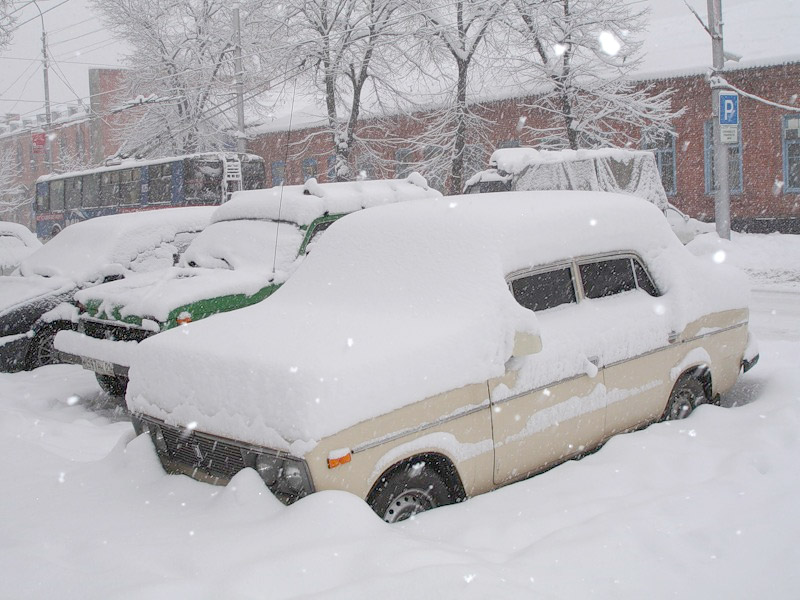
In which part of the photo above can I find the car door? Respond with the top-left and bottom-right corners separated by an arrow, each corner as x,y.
576,254 -> 672,436
489,263 -> 608,486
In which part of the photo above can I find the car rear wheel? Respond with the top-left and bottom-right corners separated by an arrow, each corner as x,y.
662,376 -> 707,421
26,323 -> 70,370
96,374 -> 129,397
369,460 -> 455,523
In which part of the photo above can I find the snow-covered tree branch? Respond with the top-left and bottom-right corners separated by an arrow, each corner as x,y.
92,0 -> 279,158
0,148 -> 29,215
280,0 -> 407,181
0,0 -> 15,50
510,0 -> 682,150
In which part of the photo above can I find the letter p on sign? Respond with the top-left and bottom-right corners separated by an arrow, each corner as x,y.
720,92 -> 739,126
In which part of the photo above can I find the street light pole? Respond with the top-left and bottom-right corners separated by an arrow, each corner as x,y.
707,0 -> 731,239
233,3 -> 246,154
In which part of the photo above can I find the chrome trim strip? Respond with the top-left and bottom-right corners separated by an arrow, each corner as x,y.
351,403 -> 489,454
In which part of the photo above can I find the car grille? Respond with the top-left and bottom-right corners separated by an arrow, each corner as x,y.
146,419 -> 247,479
81,318 -> 154,343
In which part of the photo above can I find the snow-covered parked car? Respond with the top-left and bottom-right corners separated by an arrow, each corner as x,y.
0,207 -> 213,372
464,147 -> 710,243
55,175 -> 442,395
0,221 -> 41,275
127,191 -> 758,522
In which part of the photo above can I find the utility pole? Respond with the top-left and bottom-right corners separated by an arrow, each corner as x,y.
233,3 -> 246,154
33,1 -> 52,170
707,0 -> 731,239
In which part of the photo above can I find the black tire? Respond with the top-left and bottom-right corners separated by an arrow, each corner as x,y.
662,376 -> 707,421
369,459 -> 455,523
26,323 -> 70,370
96,374 -> 129,397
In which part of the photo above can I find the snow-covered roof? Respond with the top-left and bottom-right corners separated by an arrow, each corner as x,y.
127,191 -> 748,453
19,207 -> 214,283
211,173 -> 442,226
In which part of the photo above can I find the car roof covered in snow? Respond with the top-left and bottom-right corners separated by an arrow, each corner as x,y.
128,191 -> 748,453
19,207 -> 214,283
210,173 -> 442,226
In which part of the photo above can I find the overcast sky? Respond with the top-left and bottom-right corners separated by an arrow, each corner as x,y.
0,0 -> 796,124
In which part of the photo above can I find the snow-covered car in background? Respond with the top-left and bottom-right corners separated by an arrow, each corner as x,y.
126,191 -> 758,522
464,147 -> 710,243
0,207 -> 213,373
0,221 -> 41,275
55,174 -> 441,396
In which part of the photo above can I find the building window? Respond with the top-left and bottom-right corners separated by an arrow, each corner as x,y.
327,156 -> 336,181
644,132 -> 677,196
395,148 -> 413,179
271,161 -> 285,186
356,156 -> 374,180
704,120 -> 742,195
302,158 -> 318,182
423,145 -> 446,191
76,127 -> 85,161
783,115 -> 800,193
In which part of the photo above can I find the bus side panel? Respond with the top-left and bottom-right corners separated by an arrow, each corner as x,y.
173,161 -> 185,205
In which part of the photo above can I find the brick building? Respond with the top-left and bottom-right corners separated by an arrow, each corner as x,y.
251,60 -> 800,233
3,62 -> 799,233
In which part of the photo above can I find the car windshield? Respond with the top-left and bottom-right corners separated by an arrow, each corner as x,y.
180,219 -> 305,273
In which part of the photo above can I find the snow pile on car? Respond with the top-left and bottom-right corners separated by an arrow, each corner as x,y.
127,191 -> 749,453
18,207 -> 214,284
0,222 -> 41,273
213,173 -> 441,226
466,148 -> 668,209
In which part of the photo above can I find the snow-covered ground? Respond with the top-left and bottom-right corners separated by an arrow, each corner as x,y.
1,231 -> 798,599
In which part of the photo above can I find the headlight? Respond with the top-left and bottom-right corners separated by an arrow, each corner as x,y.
153,427 -> 169,453
249,451 -> 314,504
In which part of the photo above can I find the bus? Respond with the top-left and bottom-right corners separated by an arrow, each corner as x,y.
33,152 -> 267,239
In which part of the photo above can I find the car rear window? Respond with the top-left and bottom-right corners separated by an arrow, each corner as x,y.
511,267 -> 576,312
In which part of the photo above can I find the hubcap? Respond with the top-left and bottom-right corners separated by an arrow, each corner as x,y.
382,488 -> 435,523
670,390 -> 694,420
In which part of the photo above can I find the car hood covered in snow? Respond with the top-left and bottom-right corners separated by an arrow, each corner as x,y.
127,192 -> 749,454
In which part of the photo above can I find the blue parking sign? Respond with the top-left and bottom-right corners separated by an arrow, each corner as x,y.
719,92 -> 739,125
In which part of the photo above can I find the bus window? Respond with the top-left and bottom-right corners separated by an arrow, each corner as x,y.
83,174 -> 100,207
149,163 -> 172,204
120,168 -> 141,205
36,182 -> 49,212
65,177 -> 82,209
243,161 -> 266,190
185,159 -> 223,204
50,180 -> 66,211
102,171 -> 120,206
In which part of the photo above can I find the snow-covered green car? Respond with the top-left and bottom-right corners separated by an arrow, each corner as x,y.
55,175 -> 441,395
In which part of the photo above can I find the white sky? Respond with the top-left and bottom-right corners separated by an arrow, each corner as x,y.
0,0 -> 797,124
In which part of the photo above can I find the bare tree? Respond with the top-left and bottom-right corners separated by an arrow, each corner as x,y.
0,148 -> 29,216
511,0 -> 680,150
406,0 -> 507,194
280,0 -> 406,181
92,0 -> 277,158
0,0 -> 15,50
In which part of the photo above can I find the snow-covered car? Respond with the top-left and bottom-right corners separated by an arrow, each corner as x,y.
464,147 -> 711,243
0,221 -> 41,275
0,207 -> 213,373
54,175 -> 442,396
127,191 -> 758,522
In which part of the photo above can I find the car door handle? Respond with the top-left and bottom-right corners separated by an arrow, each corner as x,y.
668,331 -> 679,344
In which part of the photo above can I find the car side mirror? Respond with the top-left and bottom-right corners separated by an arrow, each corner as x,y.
513,331 -> 542,357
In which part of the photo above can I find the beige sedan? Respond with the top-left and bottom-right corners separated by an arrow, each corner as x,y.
128,191 -> 758,522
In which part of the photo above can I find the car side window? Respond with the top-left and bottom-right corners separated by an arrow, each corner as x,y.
579,258 -> 637,299
632,258 -> 659,297
303,219 -> 336,255
511,267 -> 576,312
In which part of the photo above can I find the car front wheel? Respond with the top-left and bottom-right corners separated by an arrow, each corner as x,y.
26,323 -> 70,370
369,460 -> 455,523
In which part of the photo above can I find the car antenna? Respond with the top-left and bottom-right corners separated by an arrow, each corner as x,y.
272,73 -> 298,275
